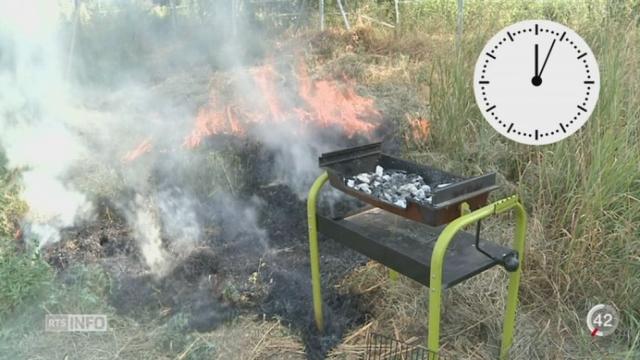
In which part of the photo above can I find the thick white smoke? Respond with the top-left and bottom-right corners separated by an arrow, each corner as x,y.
0,2 -> 202,274
0,1 -> 365,276
0,1 -> 92,246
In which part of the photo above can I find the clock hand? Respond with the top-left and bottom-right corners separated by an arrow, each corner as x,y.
535,44 -> 539,76
532,44 -> 542,86
538,39 -> 556,77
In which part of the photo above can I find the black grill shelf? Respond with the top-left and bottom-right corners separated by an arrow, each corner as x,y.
318,207 -> 510,288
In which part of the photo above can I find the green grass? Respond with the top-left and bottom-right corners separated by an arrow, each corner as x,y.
418,1 -> 640,337
319,0 -> 639,356
1,1 -> 638,358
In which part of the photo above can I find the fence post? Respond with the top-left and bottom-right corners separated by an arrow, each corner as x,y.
337,0 -> 351,30
456,0 -> 464,52
320,0 -> 325,30
394,0 -> 400,33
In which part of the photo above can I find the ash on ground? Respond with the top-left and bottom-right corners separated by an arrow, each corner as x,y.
344,166 -> 451,208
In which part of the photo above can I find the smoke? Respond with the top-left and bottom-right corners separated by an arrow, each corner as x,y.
0,3 -> 377,356
0,0 -> 375,279
0,1 -> 268,273
130,194 -> 170,275
0,1 -> 92,246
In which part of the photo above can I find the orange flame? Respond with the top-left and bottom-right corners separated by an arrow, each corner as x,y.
123,137 -> 153,162
126,60 -> 382,159
405,115 -> 430,143
184,61 -> 381,148
183,98 -> 244,148
295,63 -> 378,136
252,64 -> 285,120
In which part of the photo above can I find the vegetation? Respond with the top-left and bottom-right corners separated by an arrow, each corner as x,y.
315,0 -> 639,358
0,0 -> 638,359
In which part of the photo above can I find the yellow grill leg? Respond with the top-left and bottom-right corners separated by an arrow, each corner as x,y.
307,171 -> 329,332
428,196 -> 526,359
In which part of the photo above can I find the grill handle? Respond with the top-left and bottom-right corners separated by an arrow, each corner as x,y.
474,220 -> 519,272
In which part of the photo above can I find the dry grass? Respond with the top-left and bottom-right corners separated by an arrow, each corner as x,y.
185,316 -> 306,360
302,2 -> 640,358
5,314 -> 305,360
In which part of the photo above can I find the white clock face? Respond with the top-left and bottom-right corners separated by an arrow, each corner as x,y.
474,20 -> 600,145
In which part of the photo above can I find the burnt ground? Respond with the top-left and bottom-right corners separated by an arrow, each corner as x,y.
43,140 -> 373,360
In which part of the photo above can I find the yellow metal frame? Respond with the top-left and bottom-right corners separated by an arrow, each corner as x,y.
307,171 -> 329,332
428,195 -> 527,359
307,171 -> 527,359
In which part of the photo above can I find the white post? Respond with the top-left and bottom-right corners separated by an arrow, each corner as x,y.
456,0 -> 464,51
169,0 -> 178,30
320,0 -> 325,31
394,0 -> 400,29
231,0 -> 237,37
66,0 -> 79,79
337,0 -> 350,30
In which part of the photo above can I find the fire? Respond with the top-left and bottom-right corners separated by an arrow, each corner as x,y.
251,64 -> 285,120
123,137 -> 153,162
183,61 -> 381,148
295,63 -> 378,136
405,115 -> 430,143
126,60 -> 382,158
183,99 -> 244,148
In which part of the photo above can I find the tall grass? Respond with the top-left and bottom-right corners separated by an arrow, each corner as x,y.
392,0 -> 640,347
324,0 -> 639,352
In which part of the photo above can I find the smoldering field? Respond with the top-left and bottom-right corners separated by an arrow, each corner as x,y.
0,2 -> 382,359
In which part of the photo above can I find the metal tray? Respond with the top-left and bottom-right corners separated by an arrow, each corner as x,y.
319,143 -> 499,226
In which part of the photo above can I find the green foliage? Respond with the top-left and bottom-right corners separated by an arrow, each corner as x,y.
425,0 -> 640,345
325,0 -> 640,353
0,249 -> 52,320
0,166 -> 45,321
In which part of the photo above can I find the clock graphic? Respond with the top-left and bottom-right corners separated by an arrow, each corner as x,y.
473,20 -> 600,145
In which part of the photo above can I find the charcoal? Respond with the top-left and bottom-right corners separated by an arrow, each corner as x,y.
393,199 -> 407,208
356,173 -> 371,184
344,167 -> 450,209
355,183 -> 371,194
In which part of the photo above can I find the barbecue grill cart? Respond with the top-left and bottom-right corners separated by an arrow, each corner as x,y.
307,143 -> 527,360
